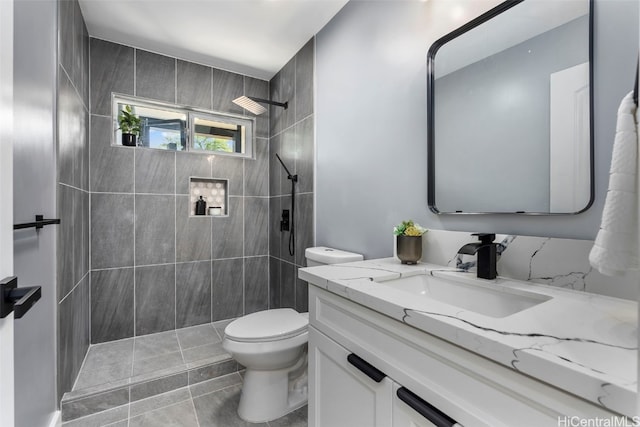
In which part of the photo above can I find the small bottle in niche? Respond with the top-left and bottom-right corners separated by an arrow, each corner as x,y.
195,196 -> 206,215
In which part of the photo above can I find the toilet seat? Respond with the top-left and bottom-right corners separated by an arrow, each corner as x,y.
225,308 -> 308,343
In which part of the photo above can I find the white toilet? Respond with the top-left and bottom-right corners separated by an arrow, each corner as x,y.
222,246 -> 363,423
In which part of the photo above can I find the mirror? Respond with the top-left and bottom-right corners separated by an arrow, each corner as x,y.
427,0 -> 593,214
112,94 -> 255,158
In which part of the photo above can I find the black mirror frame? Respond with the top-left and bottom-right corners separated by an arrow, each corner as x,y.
426,0 -> 594,215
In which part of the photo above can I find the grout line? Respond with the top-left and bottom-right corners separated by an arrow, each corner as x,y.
176,323 -> 186,364
59,60 -> 88,114
59,270 -> 90,305
90,266 -> 136,273
127,386 -> 131,427
269,111 -> 313,140
174,58 -> 177,104
175,153 -> 178,333
90,190 -> 178,196
210,247 -> 214,324
242,249 -> 246,316
69,338 -> 92,393
59,181 -> 90,194
188,384 -> 202,427
131,336 -> 136,379
190,380 -> 241,401
210,155 -> 215,322
133,143 -> 137,340
133,48 -> 137,96
88,31 -> 93,345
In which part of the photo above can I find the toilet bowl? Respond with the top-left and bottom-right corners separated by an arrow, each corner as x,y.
223,246 -> 363,423
223,308 -> 309,423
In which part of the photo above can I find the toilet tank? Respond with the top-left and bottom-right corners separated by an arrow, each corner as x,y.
305,247 -> 364,267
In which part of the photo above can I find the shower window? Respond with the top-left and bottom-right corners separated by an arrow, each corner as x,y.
112,94 -> 255,158
190,112 -> 252,156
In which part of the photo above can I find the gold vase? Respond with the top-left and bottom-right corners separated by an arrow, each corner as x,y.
396,235 -> 422,265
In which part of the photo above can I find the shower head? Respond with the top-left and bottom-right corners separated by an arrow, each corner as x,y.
232,96 -> 288,116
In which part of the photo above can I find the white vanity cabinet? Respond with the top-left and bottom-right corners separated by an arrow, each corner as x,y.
310,326 -> 452,427
308,285 -> 621,427
309,327 -> 393,427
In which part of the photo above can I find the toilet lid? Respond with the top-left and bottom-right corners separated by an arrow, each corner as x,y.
225,308 -> 308,342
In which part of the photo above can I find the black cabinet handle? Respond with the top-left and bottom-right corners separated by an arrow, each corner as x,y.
397,387 -> 460,427
347,353 -> 386,383
0,277 -> 41,319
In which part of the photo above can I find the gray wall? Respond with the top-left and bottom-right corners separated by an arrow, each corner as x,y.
268,39 -> 315,313
88,39 -> 271,343
435,16 -> 588,213
316,0 -> 639,259
57,0 -> 91,402
12,0 -> 60,423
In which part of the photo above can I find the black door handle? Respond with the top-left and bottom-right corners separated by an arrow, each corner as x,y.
0,277 -> 41,319
347,353 -> 386,383
9,286 -> 41,319
397,387 -> 460,427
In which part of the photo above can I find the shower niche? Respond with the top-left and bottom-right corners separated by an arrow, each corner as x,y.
189,177 -> 229,217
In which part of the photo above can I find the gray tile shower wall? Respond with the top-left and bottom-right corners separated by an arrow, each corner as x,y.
88,38 -> 272,344
269,38 -> 315,314
57,0 -> 91,401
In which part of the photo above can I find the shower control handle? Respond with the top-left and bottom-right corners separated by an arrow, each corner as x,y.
280,209 -> 290,232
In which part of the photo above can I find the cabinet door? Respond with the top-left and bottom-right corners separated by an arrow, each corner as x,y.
392,383 -> 463,427
309,327 -> 393,427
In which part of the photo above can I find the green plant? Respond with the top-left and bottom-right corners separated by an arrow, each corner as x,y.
118,104 -> 141,136
393,220 -> 427,237
193,135 -> 233,152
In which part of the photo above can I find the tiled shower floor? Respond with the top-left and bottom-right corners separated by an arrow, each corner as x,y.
71,320 -> 233,392
61,320 -> 308,426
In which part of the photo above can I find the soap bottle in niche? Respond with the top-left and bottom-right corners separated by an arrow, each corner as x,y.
195,196 -> 206,215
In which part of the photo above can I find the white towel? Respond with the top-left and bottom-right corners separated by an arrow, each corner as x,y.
589,91 -> 639,276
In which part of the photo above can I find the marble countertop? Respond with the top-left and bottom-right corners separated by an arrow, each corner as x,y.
299,258 -> 637,417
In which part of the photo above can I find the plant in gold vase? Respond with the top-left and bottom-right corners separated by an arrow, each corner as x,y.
393,220 -> 428,265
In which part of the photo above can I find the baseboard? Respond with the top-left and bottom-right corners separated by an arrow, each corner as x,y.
48,410 -> 61,427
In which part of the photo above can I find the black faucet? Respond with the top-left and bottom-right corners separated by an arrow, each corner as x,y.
457,233 -> 498,280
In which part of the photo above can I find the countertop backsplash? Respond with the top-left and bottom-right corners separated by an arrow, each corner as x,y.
399,229 -> 638,301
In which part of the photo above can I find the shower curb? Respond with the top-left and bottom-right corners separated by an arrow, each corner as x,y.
60,356 -> 240,422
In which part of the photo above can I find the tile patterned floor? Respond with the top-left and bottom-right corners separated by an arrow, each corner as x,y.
73,321 -> 232,391
62,372 -> 308,427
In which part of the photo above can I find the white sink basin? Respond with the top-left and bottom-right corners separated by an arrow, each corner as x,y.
375,274 -> 551,318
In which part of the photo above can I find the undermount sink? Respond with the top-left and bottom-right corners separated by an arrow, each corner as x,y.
375,273 -> 552,318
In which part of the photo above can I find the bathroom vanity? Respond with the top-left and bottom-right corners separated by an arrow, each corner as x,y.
300,259 -> 636,426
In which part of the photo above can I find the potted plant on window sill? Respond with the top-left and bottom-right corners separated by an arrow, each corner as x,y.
394,220 -> 428,265
118,104 -> 141,147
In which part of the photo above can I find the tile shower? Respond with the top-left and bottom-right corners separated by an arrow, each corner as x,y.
57,1 -> 315,423
57,0 -> 90,403
88,38 -> 272,342
269,38 -> 315,314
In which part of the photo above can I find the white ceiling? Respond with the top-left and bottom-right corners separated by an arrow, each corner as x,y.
78,0 -> 350,80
